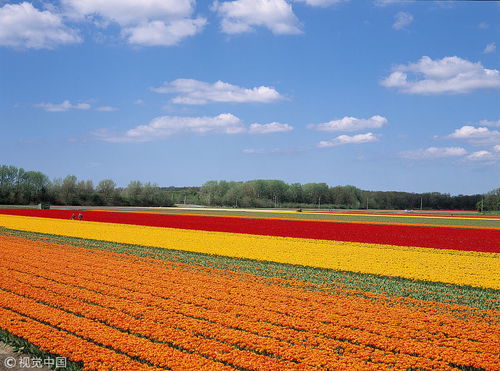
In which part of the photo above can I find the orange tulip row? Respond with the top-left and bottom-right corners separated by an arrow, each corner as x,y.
3,236 -> 494,346
5,265 -> 426,370
0,263 -> 391,368
3,238 -> 500,358
1,277 -> 313,370
0,307 -> 159,370
1,235 -> 498,370
3,235 -> 493,332
2,237 -> 496,370
3,238 -> 494,354
0,237 -> 392,369
0,289 -> 235,370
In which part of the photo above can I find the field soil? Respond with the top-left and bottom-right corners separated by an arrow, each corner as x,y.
0,342 -> 49,370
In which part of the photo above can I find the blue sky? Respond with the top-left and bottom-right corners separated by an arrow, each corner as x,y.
1,0 -> 499,194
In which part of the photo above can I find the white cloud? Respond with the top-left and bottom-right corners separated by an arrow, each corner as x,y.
95,113 -> 245,142
133,99 -> 144,105
0,2 -> 81,49
62,0 -> 194,24
94,113 -> 292,142
308,115 -> 387,132
374,0 -> 413,6
381,56 -> 500,94
151,79 -> 283,104
466,151 -> 493,161
400,147 -> 467,160
463,149 -> 500,165
212,0 -> 302,35
96,106 -> 118,112
61,0 -> 205,46
483,42 -> 496,54
123,18 -> 206,46
449,125 -> 489,139
478,119 -> 500,127
248,122 -> 293,134
294,0 -> 346,7
393,12 -> 413,30
35,100 -> 91,112
448,125 -> 500,146
400,140 -> 499,165
318,132 -> 377,148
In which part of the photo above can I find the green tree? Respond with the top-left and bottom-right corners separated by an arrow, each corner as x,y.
97,179 -> 116,205
200,181 -> 219,206
224,182 -> 243,207
478,188 -> 500,211
124,181 -> 143,205
302,183 -> 329,207
23,171 -> 50,203
59,175 -> 78,205
268,180 -> 288,207
287,183 -> 304,204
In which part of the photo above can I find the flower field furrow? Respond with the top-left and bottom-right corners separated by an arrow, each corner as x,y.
1,235 -> 497,345
0,260 -> 376,368
0,265 -> 478,370
1,209 -> 499,253
4,270 -> 394,370
2,237 -> 496,348
0,307 -> 159,371
0,235 -> 498,370
0,269 -> 480,371
0,278 -> 312,370
1,215 -> 498,288
0,262 -> 324,367
0,289 -> 239,370
1,241 -> 404,370
1,280 -> 442,371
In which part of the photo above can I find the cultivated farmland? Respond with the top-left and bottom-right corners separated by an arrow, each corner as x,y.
0,208 -> 498,370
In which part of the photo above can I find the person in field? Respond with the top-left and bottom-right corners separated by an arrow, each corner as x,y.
78,213 -> 83,221
71,214 -> 75,220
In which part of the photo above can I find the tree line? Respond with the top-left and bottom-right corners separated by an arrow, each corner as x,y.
0,165 -> 175,207
0,165 -> 498,211
198,180 -> 490,210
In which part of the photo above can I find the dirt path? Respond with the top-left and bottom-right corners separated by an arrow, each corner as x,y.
0,342 -> 50,370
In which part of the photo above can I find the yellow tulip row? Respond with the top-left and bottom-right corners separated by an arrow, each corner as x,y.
1,214 -> 498,289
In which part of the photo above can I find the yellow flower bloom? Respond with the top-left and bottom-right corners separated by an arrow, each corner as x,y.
1,214 -> 498,289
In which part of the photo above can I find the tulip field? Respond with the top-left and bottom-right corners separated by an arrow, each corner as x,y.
0,208 -> 499,370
